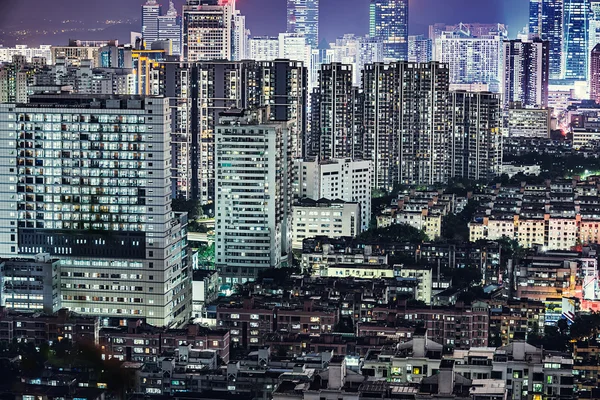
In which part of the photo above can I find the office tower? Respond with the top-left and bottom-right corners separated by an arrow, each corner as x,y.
0,56 -> 30,103
287,0 -> 319,48
563,0 -> 591,82
215,109 -> 293,284
590,44 -> 600,103
183,0 -> 235,61
99,45 -> 133,68
232,13 -> 248,61
312,63 -> 355,160
362,62 -> 450,190
157,60 -> 307,202
590,2 -> 600,57
450,92 -> 502,181
408,35 -> 432,63
503,38 -> 550,108
157,1 -> 182,56
529,0 -> 543,35
369,0 -> 409,61
541,0 -> 564,80
0,96 -> 191,327
248,37 -> 279,61
438,30 -> 503,92
142,0 -> 162,48
297,159 -> 372,232
430,23 -> 508,62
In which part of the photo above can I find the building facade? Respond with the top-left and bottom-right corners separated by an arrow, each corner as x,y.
369,0 -> 409,61
182,0 -> 235,61
286,0 -> 319,48
214,110 -> 293,284
502,38 -> 550,108
0,96 -> 191,327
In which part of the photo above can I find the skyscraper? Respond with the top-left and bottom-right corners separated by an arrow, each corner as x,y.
157,1 -> 182,56
590,44 -> 600,103
362,62 -> 450,189
0,96 -> 191,327
369,0 -> 409,61
590,2 -> 600,57
287,0 -> 319,48
529,0 -> 542,35
156,60 -> 306,202
214,109 -> 293,284
182,0 -> 235,61
438,30 -> 504,92
540,0 -> 564,80
450,91 -> 502,181
563,0 -> 591,82
313,63 -> 356,160
503,38 -> 550,108
142,0 -> 162,48
248,37 -> 280,61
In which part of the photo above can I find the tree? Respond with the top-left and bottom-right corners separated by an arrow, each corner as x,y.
358,223 -> 429,244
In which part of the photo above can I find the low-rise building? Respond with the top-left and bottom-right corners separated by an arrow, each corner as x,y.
292,198 -> 361,249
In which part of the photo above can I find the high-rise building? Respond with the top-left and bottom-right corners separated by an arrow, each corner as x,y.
449,91 -> 502,181
214,109 -> 293,284
286,0 -> 319,48
362,62 -> 451,189
156,60 -> 307,202
182,0 -> 235,61
248,37 -> 280,61
502,38 -> 550,108
313,63 -> 356,160
157,1 -> 182,56
0,96 -> 191,327
369,0 -> 409,61
529,0 -> 542,35
232,13 -> 249,61
429,23 -> 508,62
408,35 -> 432,63
590,2 -> 600,58
590,43 -> 600,103
0,56 -> 30,103
438,30 -> 503,92
540,0 -> 564,80
563,0 -> 591,82
297,159 -> 372,232
279,33 -> 313,87
142,0 -> 162,48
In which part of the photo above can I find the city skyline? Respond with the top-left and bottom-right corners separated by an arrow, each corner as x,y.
0,0 -> 530,46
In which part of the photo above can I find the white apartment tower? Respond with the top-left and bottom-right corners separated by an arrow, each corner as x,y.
297,158 -> 372,232
215,109 -> 293,284
0,96 -> 191,327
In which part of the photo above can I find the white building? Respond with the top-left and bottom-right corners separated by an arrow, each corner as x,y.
292,198 -> 361,249
214,109 -> 293,284
439,31 -> 503,92
279,33 -> 312,85
0,45 -> 52,64
248,36 -> 279,61
397,266 -> 433,305
297,158 -> 372,232
0,96 -> 191,327
507,106 -> 551,138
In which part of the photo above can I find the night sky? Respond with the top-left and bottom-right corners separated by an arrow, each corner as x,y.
0,0 -> 529,45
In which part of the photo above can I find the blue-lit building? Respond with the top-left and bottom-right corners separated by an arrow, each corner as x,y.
529,0 -> 542,35
287,0 -> 319,48
540,0 -> 563,80
563,0 -> 591,82
142,0 -> 162,48
369,0 -> 409,61
157,1 -> 182,56
99,46 -> 133,69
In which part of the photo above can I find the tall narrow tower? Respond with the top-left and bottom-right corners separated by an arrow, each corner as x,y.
142,0 -> 162,49
287,0 -> 319,48
369,0 -> 409,61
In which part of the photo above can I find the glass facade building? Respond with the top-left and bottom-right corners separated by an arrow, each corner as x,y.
563,0 -> 591,81
369,0 -> 409,61
286,0 -> 319,48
